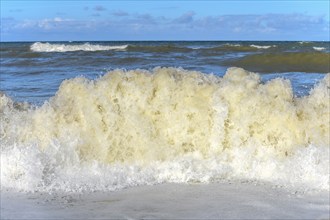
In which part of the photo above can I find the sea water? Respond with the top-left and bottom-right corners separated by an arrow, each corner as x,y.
0,41 -> 329,193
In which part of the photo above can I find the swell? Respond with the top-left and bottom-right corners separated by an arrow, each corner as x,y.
26,42 -> 330,55
8,51 -> 49,58
223,52 -> 330,73
28,42 -> 278,53
205,44 -> 270,52
127,44 -> 193,53
111,44 -> 275,53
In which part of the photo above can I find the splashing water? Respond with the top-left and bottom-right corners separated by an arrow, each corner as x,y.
1,67 -> 329,193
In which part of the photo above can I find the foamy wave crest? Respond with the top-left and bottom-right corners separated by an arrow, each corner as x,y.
250,44 -> 275,49
30,42 -> 128,52
313,47 -> 326,51
1,68 -> 329,193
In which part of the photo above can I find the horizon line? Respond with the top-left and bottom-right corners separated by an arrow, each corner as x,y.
1,40 -> 329,43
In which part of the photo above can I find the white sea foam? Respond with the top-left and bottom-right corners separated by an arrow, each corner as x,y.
313,47 -> 326,51
30,42 -> 128,52
1,67 -> 329,193
250,44 -> 275,49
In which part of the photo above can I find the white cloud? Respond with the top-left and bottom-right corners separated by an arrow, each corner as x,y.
94,5 -> 106,12
174,11 -> 195,24
112,10 -> 129,17
1,13 -> 329,40
12,17 -> 74,31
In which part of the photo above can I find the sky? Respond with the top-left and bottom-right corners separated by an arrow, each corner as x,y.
1,0 -> 329,41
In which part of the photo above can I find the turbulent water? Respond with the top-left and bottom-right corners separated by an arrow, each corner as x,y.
0,41 -> 329,193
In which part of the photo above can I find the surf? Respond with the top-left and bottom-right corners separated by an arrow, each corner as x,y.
1,67 -> 329,192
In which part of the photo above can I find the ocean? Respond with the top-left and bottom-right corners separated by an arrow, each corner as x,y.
0,41 -> 329,195
1,41 -> 329,104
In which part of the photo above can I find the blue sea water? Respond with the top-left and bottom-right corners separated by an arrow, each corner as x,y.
0,41 -> 328,104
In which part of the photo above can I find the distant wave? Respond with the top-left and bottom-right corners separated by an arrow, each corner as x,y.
127,44 -> 193,52
127,44 -> 276,53
30,42 -> 128,52
31,42 -> 327,54
313,47 -> 326,51
299,41 -> 312,45
206,44 -> 276,52
249,44 -> 275,49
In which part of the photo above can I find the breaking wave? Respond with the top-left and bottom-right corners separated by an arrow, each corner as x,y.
30,42 -> 128,52
29,42 -> 329,55
30,42 -> 279,53
250,44 -> 275,49
202,44 -> 275,52
1,67 -> 329,193
313,47 -> 326,51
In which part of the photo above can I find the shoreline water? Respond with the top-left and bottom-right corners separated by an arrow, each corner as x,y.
1,181 -> 329,219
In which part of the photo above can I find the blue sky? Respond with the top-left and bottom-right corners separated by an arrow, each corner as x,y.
1,0 -> 329,41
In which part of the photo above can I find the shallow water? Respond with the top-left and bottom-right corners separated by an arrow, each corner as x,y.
1,182 -> 329,219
